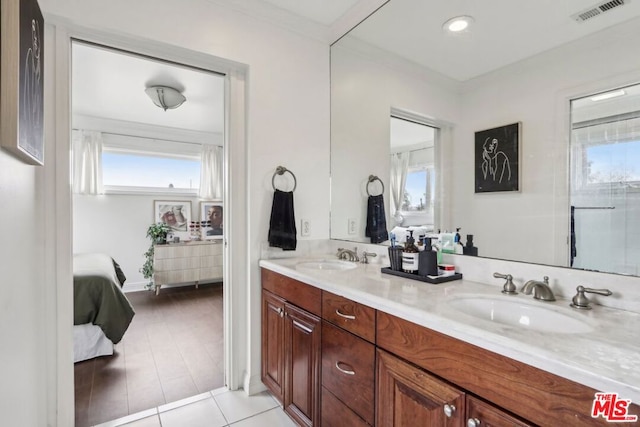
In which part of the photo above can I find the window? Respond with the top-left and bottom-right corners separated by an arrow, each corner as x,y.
101,133 -> 203,194
402,166 -> 435,212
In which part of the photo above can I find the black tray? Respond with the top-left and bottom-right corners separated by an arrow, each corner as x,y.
381,267 -> 463,284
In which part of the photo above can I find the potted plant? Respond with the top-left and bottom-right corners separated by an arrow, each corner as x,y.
140,222 -> 171,290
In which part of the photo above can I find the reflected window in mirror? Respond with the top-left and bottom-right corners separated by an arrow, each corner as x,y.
390,116 -> 437,228
570,82 -> 640,275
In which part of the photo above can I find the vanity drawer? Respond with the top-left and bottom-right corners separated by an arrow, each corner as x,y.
322,291 -> 375,342
321,386 -> 370,427
261,268 -> 321,316
321,321 -> 375,425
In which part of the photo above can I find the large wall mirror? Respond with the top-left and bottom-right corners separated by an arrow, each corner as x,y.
330,0 -> 640,276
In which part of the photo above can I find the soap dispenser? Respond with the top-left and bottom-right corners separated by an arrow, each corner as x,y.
402,230 -> 420,273
418,237 -> 438,276
463,234 -> 478,256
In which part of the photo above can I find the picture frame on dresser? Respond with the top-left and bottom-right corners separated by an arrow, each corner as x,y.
154,200 -> 192,239
0,0 -> 45,165
200,201 -> 223,240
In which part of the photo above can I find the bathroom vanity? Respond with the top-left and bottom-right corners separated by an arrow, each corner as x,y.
260,257 -> 640,426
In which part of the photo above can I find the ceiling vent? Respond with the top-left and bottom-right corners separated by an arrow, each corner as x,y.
571,0 -> 628,22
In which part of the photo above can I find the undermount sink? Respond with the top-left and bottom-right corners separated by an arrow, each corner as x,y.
447,296 -> 594,334
295,260 -> 357,271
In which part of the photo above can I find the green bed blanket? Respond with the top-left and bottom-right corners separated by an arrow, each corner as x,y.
73,253 -> 135,344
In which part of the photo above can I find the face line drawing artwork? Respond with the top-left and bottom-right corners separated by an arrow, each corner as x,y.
21,17 -> 42,156
482,137 -> 512,184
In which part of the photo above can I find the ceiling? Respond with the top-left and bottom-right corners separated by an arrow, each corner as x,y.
72,0 -> 640,136
341,0 -> 640,82
71,42 -> 225,136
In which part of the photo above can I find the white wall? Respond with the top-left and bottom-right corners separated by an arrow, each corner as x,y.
330,39 -> 460,242
454,17 -> 640,266
4,0 -> 333,425
0,153 -> 47,426
73,194 -> 202,288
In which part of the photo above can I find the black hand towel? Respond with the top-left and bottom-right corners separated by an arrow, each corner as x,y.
365,194 -> 388,244
268,189 -> 297,251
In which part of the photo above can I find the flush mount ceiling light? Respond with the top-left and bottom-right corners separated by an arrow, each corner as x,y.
145,86 -> 186,111
590,89 -> 626,102
442,15 -> 474,33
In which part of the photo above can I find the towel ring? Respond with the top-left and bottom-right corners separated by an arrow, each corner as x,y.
272,166 -> 297,192
366,175 -> 385,196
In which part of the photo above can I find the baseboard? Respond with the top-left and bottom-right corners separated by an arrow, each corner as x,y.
122,280 -> 150,293
243,372 -> 267,396
123,279 -> 223,294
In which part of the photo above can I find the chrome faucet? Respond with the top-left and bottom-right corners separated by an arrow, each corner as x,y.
361,251 -> 377,264
337,247 -> 359,262
521,276 -> 556,301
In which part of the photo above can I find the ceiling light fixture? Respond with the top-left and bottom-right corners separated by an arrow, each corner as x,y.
442,15 -> 474,33
145,86 -> 186,111
590,89 -> 626,102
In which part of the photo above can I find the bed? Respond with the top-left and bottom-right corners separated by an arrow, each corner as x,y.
73,253 -> 135,362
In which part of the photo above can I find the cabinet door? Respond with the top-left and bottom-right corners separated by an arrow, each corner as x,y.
466,395 -> 533,427
377,349 -> 465,427
285,303 -> 321,427
261,290 -> 286,404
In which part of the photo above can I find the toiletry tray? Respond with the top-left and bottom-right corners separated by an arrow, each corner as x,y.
381,267 -> 463,284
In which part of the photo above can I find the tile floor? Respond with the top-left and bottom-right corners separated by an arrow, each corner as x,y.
75,283 -> 224,426
93,388 -> 297,427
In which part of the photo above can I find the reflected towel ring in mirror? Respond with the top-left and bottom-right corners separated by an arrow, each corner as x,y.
367,175 -> 385,196
272,166 -> 297,192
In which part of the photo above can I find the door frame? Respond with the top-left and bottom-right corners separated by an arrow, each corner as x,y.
45,21 -> 249,426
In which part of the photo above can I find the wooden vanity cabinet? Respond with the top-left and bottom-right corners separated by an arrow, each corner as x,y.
321,291 -> 376,426
376,310 -> 625,427
261,269 -> 322,427
377,349 -> 466,427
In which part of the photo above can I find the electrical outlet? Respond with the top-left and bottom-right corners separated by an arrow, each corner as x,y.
348,218 -> 357,235
301,219 -> 311,236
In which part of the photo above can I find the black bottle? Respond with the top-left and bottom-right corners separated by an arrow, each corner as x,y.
463,234 -> 478,256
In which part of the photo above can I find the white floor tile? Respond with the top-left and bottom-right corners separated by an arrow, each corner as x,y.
213,390 -> 279,424
229,407 -> 297,427
159,397 -> 228,427
93,408 -> 158,427
158,391 -> 212,413
118,416 -> 162,427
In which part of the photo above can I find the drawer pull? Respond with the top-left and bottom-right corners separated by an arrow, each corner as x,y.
443,404 -> 456,418
335,361 -> 355,375
467,418 -> 481,427
270,306 -> 284,317
335,309 -> 356,320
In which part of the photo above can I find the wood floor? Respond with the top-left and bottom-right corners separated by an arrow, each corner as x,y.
74,283 -> 224,427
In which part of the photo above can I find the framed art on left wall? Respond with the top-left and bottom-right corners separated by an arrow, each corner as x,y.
0,0 -> 45,165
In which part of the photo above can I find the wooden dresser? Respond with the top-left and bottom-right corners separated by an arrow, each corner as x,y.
153,241 -> 222,294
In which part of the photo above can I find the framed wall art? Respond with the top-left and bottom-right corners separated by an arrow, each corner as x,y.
154,201 -> 192,237
474,122 -> 521,193
200,201 -> 223,240
1,0 -> 45,165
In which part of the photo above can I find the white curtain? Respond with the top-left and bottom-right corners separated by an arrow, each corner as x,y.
390,151 -> 410,218
199,145 -> 223,199
72,130 -> 103,195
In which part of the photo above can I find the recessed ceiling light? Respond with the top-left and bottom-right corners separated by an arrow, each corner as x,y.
590,89 -> 626,102
443,15 -> 474,33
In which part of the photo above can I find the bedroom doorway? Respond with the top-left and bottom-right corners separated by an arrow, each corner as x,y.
70,39 -> 228,427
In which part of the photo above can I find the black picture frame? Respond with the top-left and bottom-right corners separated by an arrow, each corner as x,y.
0,0 -> 45,165
474,122 -> 521,193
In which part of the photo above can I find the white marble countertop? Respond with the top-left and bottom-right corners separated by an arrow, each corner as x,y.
259,256 -> 640,404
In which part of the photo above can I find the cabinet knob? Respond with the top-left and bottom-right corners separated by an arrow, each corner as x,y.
443,404 -> 456,418
467,418 -> 481,427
